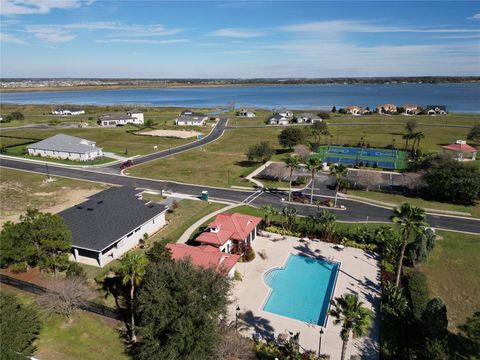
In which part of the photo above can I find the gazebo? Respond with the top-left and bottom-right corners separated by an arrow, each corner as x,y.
441,140 -> 477,161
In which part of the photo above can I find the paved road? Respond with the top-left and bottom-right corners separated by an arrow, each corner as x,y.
226,122 -> 473,129
1,157 -> 479,234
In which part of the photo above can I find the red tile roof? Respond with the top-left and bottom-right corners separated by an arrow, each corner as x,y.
166,243 -> 239,274
441,143 -> 477,152
196,213 -> 262,247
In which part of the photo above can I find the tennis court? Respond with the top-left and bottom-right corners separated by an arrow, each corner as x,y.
316,146 -> 408,170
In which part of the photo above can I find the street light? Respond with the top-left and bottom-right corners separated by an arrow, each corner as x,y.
235,305 -> 240,332
318,328 -> 324,356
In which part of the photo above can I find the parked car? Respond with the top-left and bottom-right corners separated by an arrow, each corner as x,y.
120,160 -> 133,170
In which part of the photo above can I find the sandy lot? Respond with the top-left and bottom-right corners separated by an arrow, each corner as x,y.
138,129 -> 202,138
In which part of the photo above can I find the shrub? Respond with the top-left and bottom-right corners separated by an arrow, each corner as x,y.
293,176 -> 307,186
66,262 -> 87,279
10,262 -> 27,273
406,270 -> 430,320
242,248 -> 255,262
234,270 -> 242,281
264,226 -> 300,237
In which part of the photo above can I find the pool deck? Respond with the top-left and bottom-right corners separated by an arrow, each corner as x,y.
228,232 -> 381,359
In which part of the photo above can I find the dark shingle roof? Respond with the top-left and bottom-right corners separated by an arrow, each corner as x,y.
59,187 -> 168,252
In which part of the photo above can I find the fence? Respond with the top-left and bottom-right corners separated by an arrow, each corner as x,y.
0,274 -> 123,320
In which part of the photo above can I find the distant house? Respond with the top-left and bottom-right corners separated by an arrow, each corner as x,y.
98,110 -> 144,126
268,114 -> 289,125
175,110 -> 208,126
195,213 -> 262,255
237,108 -> 256,117
345,106 -> 363,115
426,105 -> 447,115
377,104 -> 397,114
295,113 -> 322,123
441,140 -> 477,161
27,134 -> 103,161
166,243 -> 240,278
60,187 -> 168,267
402,104 -> 419,115
52,108 -> 85,116
275,109 -> 294,118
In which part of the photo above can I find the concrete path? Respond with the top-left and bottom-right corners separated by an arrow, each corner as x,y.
103,152 -> 128,161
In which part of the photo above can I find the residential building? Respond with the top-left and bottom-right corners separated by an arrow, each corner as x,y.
98,110 -> 144,126
237,108 -> 256,117
59,187 -> 168,267
295,113 -> 322,123
401,104 -> 419,115
426,105 -> 447,115
51,108 -> 85,116
275,109 -> 294,118
268,114 -> 290,125
345,106 -> 363,115
377,104 -> 397,114
166,243 -> 240,278
195,213 -> 262,254
26,134 -> 103,161
441,140 -> 477,161
175,110 -> 208,126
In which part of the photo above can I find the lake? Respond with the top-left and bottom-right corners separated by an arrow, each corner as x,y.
1,83 -> 479,113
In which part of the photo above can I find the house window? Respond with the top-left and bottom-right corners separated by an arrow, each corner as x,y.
127,232 -> 133,238
134,227 -> 140,233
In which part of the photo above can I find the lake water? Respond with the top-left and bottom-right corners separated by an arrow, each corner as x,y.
1,83 -> 479,113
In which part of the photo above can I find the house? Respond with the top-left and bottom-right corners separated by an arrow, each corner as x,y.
195,213 -> 262,255
98,110 -> 144,126
237,108 -> 256,117
175,110 -> 208,126
26,134 -> 103,161
51,108 -> 85,116
166,243 -> 240,278
426,105 -> 447,115
59,187 -> 168,267
345,106 -> 363,115
295,113 -> 322,123
377,104 -> 397,114
268,114 -> 289,125
441,140 -> 477,161
401,104 -> 419,115
275,109 -> 294,118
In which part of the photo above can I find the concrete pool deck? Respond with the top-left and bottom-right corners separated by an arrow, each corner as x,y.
228,232 -> 381,359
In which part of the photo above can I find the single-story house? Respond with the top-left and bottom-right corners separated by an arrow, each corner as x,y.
175,110 -> 208,126
98,110 -> 144,126
377,104 -> 397,114
166,243 -> 240,278
426,105 -> 447,115
275,109 -> 294,118
237,108 -> 256,117
441,140 -> 477,161
27,134 -> 103,161
401,104 -> 419,115
268,114 -> 289,125
195,213 -> 262,255
59,187 -> 168,267
51,108 -> 85,116
295,113 -> 322,123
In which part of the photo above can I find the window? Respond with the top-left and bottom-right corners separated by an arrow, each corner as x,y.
134,227 -> 140,233
127,232 -> 133,238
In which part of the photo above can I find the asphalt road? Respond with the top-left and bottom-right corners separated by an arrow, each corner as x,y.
1,157 -> 479,234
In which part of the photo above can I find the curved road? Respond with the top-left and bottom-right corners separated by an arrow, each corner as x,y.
1,157 -> 479,234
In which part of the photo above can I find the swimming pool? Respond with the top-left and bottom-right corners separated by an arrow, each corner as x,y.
263,254 -> 339,326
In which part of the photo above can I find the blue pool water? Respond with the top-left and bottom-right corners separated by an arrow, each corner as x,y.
263,255 -> 339,326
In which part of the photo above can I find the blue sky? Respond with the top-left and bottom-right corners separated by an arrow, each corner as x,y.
1,0 -> 479,78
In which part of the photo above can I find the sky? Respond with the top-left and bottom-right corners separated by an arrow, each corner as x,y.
0,0 -> 479,78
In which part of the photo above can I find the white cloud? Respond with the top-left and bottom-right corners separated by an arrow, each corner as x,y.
94,38 -> 188,44
467,13 -> 480,20
0,32 -> 27,44
26,25 -> 76,42
209,28 -> 267,38
0,0 -> 91,15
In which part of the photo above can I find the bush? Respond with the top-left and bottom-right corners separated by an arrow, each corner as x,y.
10,262 -> 27,273
66,262 -> 87,279
316,111 -> 331,120
293,176 -> 307,186
242,248 -> 255,262
406,270 -> 430,320
234,270 -> 242,281
264,226 -> 300,237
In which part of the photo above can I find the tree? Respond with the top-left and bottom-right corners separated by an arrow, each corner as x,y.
311,121 -> 330,145
467,124 -> 480,144
421,298 -> 448,341
65,262 -> 87,279
285,155 -> 300,202
406,270 -> 430,320
316,209 -> 336,240
38,276 -> 90,321
280,207 -> 297,231
402,133 -> 412,151
145,119 -> 155,127
381,282 -> 409,318
293,144 -> 311,162
214,327 -> 256,360
245,141 -> 274,163
458,311 -> 480,357
0,293 -> 41,360
261,204 -> 278,227
391,203 -> 427,286
329,293 -> 373,360
146,241 -> 173,263
331,106 -> 337,113
118,252 -> 148,342
135,260 -> 230,360
10,111 -> 24,121
374,226 -> 402,265
278,127 -> 306,150
316,111 -> 330,120
414,132 -> 425,154
330,164 -> 348,206
306,157 -> 322,204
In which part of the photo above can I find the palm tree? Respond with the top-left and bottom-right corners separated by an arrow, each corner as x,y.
391,203 -> 427,286
415,132 -> 425,154
118,252 -> 148,342
261,204 -> 278,227
402,133 -> 410,151
306,157 -> 322,204
316,209 -> 336,240
330,164 -> 348,207
285,155 -> 300,202
330,293 -> 373,360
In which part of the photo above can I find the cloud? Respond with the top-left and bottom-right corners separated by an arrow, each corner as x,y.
209,28 -> 267,38
0,32 -> 27,44
26,25 -> 76,42
0,0 -> 92,15
467,13 -> 480,20
94,38 -> 188,44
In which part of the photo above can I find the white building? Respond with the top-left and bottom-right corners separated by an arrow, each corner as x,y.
275,109 -> 294,118
26,134 -> 103,162
59,187 -> 168,267
268,114 -> 289,125
52,108 -> 85,116
98,110 -> 144,126
295,113 -> 322,123
237,109 -> 256,117
175,110 -> 208,126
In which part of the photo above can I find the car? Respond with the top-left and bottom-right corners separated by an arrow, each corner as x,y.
120,160 -> 133,170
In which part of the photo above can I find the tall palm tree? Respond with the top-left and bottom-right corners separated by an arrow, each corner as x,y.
261,204 -> 278,227
316,209 -> 336,240
118,252 -> 148,342
285,155 -> 300,202
330,293 -> 373,360
402,133 -> 410,151
330,164 -> 348,207
306,157 -> 323,204
415,132 -> 425,154
391,203 -> 427,286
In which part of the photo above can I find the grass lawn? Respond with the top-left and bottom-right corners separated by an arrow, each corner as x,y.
420,230 -> 480,330
348,189 -> 480,218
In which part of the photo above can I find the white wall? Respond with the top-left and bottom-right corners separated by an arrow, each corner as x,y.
28,148 -> 103,161
219,239 -> 233,253
129,112 -> 144,124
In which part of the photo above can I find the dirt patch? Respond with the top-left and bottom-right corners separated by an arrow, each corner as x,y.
137,129 -> 202,138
